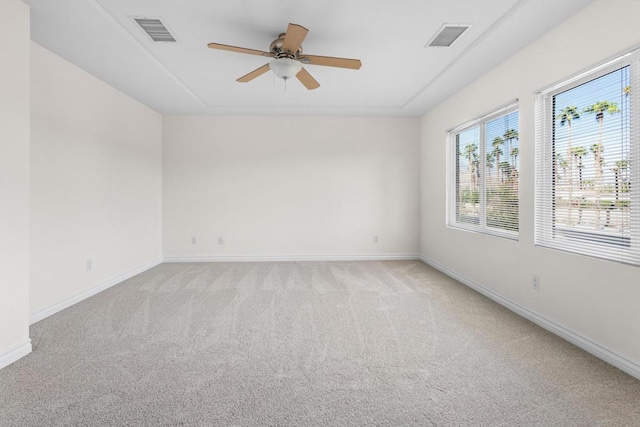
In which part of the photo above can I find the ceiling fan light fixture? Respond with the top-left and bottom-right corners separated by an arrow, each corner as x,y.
269,58 -> 302,80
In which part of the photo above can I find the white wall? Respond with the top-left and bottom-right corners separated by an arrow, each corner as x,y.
0,0 -> 31,368
421,0 -> 640,374
163,116 -> 420,259
29,43 -> 163,319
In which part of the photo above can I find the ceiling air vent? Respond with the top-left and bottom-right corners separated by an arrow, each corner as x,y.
426,25 -> 470,47
134,18 -> 176,42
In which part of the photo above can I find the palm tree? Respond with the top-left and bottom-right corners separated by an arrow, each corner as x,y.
583,101 -> 620,179
463,143 -> 479,190
486,152 -> 495,185
611,160 -> 629,201
571,146 -> 587,225
589,143 -> 604,169
492,137 -> 504,181
499,161 -> 512,184
558,155 -> 568,182
589,143 -> 605,226
584,100 -> 620,227
571,146 -> 587,189
475,154 -> 480,191
503,129 -> 519,168
557,106 -> 580,223
510,147 -> 519,169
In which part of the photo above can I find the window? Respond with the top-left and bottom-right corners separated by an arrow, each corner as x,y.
447,103 -> 519,238
535,50 -> 640,265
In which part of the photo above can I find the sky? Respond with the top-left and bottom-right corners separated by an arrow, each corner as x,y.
456,111 -> 519,178
553,65 -> 631,185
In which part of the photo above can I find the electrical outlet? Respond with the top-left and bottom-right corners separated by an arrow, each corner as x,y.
218,236 -> 224,245
191,236 -> 197,245
86,259 -> 93,271
373,236 -> 379,243
532,275 -> 540,291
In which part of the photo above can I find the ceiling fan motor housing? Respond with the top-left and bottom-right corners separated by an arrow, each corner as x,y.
270,34 -> 302,58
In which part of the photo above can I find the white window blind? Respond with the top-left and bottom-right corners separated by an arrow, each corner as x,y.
447,103 -> 519,238
535,49 -> 640,265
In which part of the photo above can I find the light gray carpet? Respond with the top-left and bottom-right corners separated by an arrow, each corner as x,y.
1,261 -> 639,426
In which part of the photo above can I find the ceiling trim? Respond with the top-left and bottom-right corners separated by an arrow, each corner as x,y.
91,0 -> 207,108
402,0 -> 527,109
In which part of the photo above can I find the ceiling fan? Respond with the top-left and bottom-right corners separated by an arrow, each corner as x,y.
207,23 -> 362,90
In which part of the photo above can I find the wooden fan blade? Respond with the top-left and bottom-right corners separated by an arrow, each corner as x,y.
237,64 -> 270,82
300,54 -> 362,70
282,23 -> 309,54
207,42 -> 271,57
296,67 -> 320,90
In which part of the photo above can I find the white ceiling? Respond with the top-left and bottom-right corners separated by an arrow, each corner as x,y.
24,0 -> 595,117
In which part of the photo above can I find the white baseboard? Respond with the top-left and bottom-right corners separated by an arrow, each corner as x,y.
29,257 -> 163,325
419,256 -> 640,381
163,254 -> 421,263
0,339 -> 32,370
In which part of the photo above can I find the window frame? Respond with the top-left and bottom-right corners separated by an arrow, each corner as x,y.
534,49 -> 640,266
446,101 -> 520,240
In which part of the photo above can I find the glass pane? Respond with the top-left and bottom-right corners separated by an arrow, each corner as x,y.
552,67 -> 631,246
456,126 -> 480,225
485,111 -> 519,232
